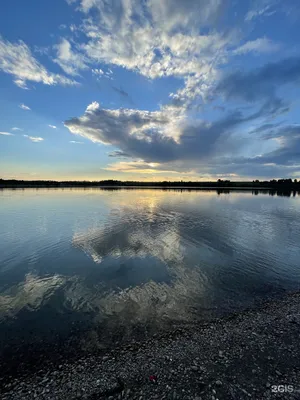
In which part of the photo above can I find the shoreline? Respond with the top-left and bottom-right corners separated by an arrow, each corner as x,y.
1,291 -> 300,399
0,185 -> 294,190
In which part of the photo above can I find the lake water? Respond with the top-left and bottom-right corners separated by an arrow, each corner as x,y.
1,188 -> 300,357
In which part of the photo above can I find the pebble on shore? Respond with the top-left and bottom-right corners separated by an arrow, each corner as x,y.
1,292 -> 300,400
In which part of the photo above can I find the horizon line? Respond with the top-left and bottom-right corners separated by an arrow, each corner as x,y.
0,178 -> 299,184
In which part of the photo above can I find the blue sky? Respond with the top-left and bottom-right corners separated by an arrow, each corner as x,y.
1,0 -> 300,181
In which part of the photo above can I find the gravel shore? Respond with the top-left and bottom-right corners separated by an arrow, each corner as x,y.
1,292 -> 300,400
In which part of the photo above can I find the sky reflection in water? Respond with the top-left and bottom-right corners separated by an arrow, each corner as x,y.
1,189 -> 300,346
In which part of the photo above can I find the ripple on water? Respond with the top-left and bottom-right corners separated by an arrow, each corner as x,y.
1,189 -> 300,348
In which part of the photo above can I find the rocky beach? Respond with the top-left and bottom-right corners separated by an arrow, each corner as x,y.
1,292 -> 300,400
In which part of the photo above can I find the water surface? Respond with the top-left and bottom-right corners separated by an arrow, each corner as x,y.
1,188 -> 300,351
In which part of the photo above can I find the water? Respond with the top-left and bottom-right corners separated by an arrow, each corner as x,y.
1,188 -> 300,355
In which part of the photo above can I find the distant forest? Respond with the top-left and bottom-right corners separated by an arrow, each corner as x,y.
1,178 -> 299,191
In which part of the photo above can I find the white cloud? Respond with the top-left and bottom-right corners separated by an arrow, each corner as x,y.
245,1 -> 277,21
54,38 -> 88,76
233,37 -> 279,55
0,36 -> 78,89
86,101 -> 101,112
149,0 -> 223,33
48,125 -> 57,129
245,6 -> 272,21
34,46 -> 50,56
64,0 -> 291,110
92,68 -> 113,79
83,22 -> 227,82
74,0 -> 223,30
23,135 -> 44,142
92,68 -> 103,75
70,140 -> 84,144
0,131 -> 14,136
19,104 -> 31,111
64,1 -> 292,121
11,127 -> 23,131
65,1 -> 256,108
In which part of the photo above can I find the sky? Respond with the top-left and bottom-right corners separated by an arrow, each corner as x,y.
0,0 -> 300,182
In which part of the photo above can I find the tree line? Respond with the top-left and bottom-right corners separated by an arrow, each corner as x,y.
0,178 -> 299,189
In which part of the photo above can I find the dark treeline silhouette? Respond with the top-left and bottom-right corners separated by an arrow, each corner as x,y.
0,178 -> 299,190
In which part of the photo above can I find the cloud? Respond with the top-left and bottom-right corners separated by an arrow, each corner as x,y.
70,0 -> 232,107
34,45 -> 50,56
64,101 -> 173,152
64,0 -> 296,112
73,0 -> 224,28
70,140 -> 84,144
245,3 -> 276,21
216,56 -> 300,103
64,100 -> 275,167
59,1 -> 299,180
243,0 -> 297,23
257,125 -> 300,166
23,135 -> 44,142
249,122 -> 284,135
49,125 -> 57,129
54,38 -> 88,76
83,24 -> 228,81
11,127 -> 23,131
92,68 -> 104,76
108,150 -> 132,158
67,0 -> 291,113
104,160 -> 179,175
63,103 -> 300,180
148,0 -> 225,35
206,124 -> 300,178
60,0 -> 300,180
0,36 -> 78,89
92,68 -> 113,80
245,0 -> 297,24
0,131 -> 14,136
19,104 -> 31,111
233,37 -> 279,55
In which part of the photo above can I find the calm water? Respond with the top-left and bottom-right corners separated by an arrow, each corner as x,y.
1,188 -> 300,351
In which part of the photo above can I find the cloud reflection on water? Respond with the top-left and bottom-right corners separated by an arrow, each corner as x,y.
1,189 -> 300,342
